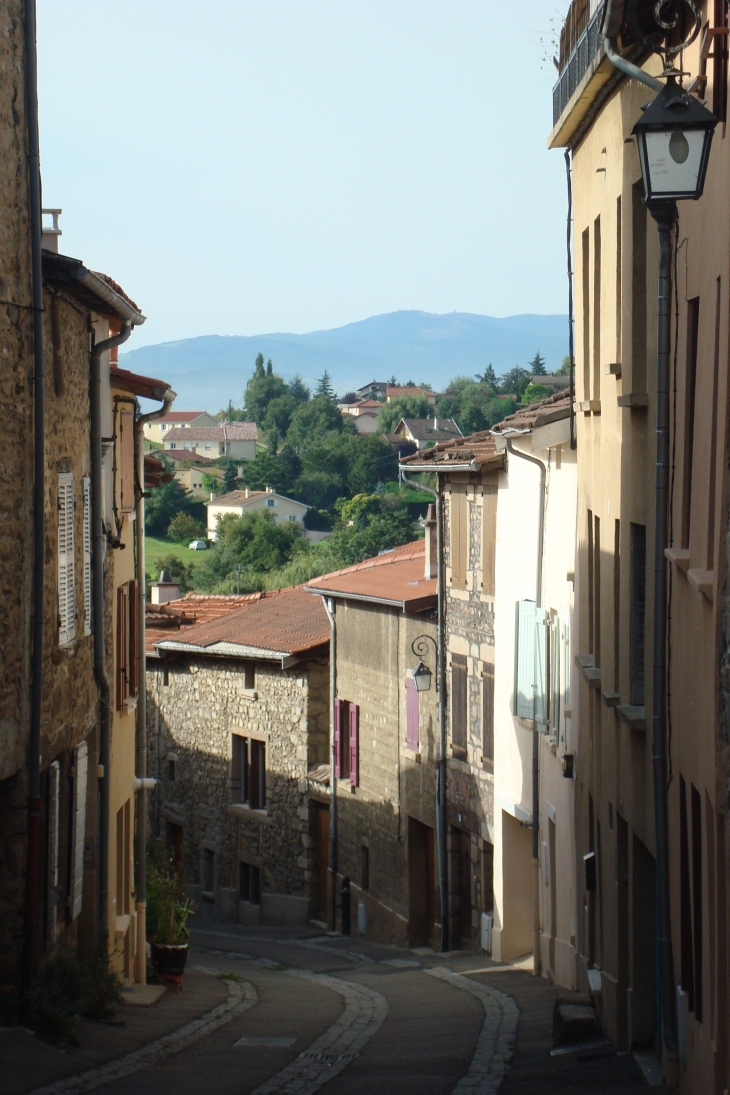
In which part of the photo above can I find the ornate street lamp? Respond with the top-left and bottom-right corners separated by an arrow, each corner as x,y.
633,77 -> 717,203
410,634 -> 438,693
410,659 -> 433,692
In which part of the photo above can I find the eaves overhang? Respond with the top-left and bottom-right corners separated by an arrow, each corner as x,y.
305,587 -> 436,614
42,250 -> 146,325
153,638 -> 328,669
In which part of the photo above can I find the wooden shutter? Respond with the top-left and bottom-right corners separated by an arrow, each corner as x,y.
515,600 -> 536,719
119,408 -> 135,513
349,704 -> 359,787
47,760 -> 61,944
57,473 -> 76,646
550,616 -> 560,738
451,654 -> 467,757
69,740 -> 88,920
334,698 -> 344,779
450,488 -> 467,589
116,584 -> 129,709
82,477 -> 92,636
535,608 -> 548,730
405,677 -> 419,751
128,580 -> 139,699
249,739 -> 266,809
482,664 -> 494,773
481,484 -> 497,596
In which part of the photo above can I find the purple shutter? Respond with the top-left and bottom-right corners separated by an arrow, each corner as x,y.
349,704 -> 359,787
405,678 -> 419,751
334,698 -> 343,778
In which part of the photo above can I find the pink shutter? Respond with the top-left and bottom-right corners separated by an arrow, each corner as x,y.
349,704 -> 359,787
334,698 -> 343,779
405,678 -> 419,751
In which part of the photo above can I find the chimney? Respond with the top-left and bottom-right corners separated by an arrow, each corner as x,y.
433,416 -> 439,430
245,487 -> 251,499
150,569 -> 181,605
424,503 -> 437,580
41,208 -> 62,253
266,485 -> 273,493
210,491 -> 216,501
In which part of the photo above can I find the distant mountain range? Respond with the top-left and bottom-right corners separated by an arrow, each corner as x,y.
120,310 -> 568,413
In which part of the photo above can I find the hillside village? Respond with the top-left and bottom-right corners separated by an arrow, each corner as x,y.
3,2 -> 730,1094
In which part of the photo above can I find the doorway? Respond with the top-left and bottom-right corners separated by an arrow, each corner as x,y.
165,820 -> 183,866
458,829 -> 472,948
548,818 -> 557,978
408,817 -> 435,946
315,804 -> 330,922
630,832 -> 655,1047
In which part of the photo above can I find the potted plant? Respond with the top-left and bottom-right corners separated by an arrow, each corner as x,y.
146,845 -> 194,986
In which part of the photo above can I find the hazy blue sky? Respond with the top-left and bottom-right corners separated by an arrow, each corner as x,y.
37,1 -> 568,349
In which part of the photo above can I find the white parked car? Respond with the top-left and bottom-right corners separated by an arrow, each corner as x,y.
188,539 -> 209,551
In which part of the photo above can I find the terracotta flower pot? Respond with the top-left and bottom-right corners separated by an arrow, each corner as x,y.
150,942 -> 189,987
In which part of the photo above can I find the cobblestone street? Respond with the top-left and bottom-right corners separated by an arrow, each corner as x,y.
4,927 -> 667,1095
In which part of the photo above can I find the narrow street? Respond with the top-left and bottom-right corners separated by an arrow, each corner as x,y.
9,927 -> 666,1095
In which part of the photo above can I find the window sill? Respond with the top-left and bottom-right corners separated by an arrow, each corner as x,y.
200,890 -> 215,902
687,568 -> 714,602
617,704 -> 646,732
228,803 -> 270,823
617,393 -> 648,409
115,914 -> 130,939
605,362 -> 621,377
665,547 -> 690,575
577,400 -> 601,413
575,654 -> 601,688
602,691 -> 620,708
239,688 -> 258,700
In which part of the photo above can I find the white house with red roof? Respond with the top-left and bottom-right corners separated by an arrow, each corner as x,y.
164,421 -> 259,461
143,409 -> 218,445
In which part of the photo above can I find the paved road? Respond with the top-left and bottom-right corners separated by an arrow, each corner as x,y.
30,927 -> 667,1095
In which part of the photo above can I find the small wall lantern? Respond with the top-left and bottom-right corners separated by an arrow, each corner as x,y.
410,659 -> 433,692
633,77 -> 717,203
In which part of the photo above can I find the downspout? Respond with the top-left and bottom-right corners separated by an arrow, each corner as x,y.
601,2 -> 663,93
503,436 -> 546,978
401,471 -> 448,951
91,321 -> 133,951
321,597 -> 338,931
134,391 -> 174,983
21,0 -> 46,1008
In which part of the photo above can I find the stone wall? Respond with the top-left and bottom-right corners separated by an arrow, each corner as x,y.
146,654 -> 329,925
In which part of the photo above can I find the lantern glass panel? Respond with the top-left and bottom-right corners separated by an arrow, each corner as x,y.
643,128 -> 705,197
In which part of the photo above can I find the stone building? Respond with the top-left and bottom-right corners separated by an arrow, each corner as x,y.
145,588 -> 330,926
305,540 -> 439,946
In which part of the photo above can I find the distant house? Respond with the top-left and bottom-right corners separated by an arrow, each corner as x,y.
528,374 -> 570,391
144,410 -> 219,445
339,398 -> 382,435
206,486 -> 309,541
356,381 -> 387,399
386,386 -> 437,407
393,417 -> 462,450
164,422 -> 258,460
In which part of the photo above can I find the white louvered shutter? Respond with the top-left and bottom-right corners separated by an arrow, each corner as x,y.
58,473 -> 76,646
534,608 -> 548,730
69,741 -> 88,920
47,760 -> 61,943
83,477 -> 92,636
515,600 -> 536,719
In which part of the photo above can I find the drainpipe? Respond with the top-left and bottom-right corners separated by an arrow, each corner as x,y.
133,392 -> 174,983
21,0 -> 46,1009
91,322 -> 133,951
503,435 -> 546,978
321,597 -> 338,930
401,471 -> 448,951
600,1 -> 663,93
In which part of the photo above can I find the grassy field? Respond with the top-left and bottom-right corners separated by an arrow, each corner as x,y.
145,535 -> 209,579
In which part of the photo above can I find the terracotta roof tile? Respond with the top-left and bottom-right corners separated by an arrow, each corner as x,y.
165,423 -> 258,442
158,411 -> 208,423
305,540 -> 436,610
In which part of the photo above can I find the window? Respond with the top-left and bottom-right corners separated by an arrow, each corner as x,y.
69,741 -> 88,922
231,734 -> 266,808
451,654 -> 467,759
713,0 -> 728,122
682,297 -> 700,549
629,523 -> 646,706
82,477 -> 91,637
691,783 -> 703,1022
405,677 -> 419,751
708,278 -> 722,569
267,498 -> 275,507
449,487 -> 468,589
631,181 -> 648,393
481,484 -> 497,596
169,442 -> 176,449
47,760 -> 60,943
680,776 -> 695,1010
250,739 -> 266,807
58,472 -> 76,647
615,195 -> 622,363
167,759 -> 176,782
593,215 -> 601,401
116,581 -> 139,709
361,845 -> 370,892
162,665 -> 170,687
334,699 -> 349,779
202,847 -> 215,894
119,407 -> 135,514
349,704 -> 359,787
204,442 -> 211,450
161,423 -> 168,430
592,515 -> 601,666
243,662 -> 255,690
550,614 -> 560,739
613,520 -> 620,692
482,664 -> 494,772
581,226 -> 590,398
288,515 -> 298,522
515,600 -> 536,720
183,442 -> 190,450
239,862 -> 260,904
116,799 -> 131,916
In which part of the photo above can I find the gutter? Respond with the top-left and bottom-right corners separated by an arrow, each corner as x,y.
133,386 -> 175,984
21,0 -> 46,1009
302,587 -> 436,613
601,0 -> 662,91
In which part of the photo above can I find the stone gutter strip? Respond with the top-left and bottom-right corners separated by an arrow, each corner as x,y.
249,970 -> 388,1095
27,975 -> 257,1095
425,967 -> 518,1094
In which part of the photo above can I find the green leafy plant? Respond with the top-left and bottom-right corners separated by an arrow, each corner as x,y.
29,953 -> 121,1043
146,843 -> 194,945
167,512 -> 205,543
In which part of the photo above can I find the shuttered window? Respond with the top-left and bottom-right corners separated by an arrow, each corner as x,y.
550,615 -> 561,739
534,608 -> 548,730
405,677 -> 419,751
82,477 -> 92,636
349,704 -> 359,787
69,741 -> 88,920
482,664 -> 494,773
334,698 -> 346,779
47,760 -> 61,944
515,600 -> 536,719
57,473 -> 76,646
250,740 -> 266,809
451,654 -> 467,759
119,408 -> 135,513
449,488 -> 468,589
116,580 -> 139,709
481,484 -> 497,596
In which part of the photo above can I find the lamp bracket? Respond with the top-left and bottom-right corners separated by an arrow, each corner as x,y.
625,0 -> 701,63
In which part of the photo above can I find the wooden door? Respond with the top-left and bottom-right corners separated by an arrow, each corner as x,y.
459,830 -> 472,947
316,805 -> 330,921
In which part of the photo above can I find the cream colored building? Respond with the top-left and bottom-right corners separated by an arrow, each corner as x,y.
143,410 -> 217,445
164,422 -> 258,460
206,487 -> 309,541
339,399 -> 382,434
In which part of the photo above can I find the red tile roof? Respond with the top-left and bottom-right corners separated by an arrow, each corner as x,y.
147,587 -> 329,662
386,386 -> 436,400
305,540 -> 435,611
146,594 -> 258,653
492,390 -> 571,432
111,366 -> 172,402
206,489 -> 307,508
159,448 -> 218,466
165,423 -> 258,442
158,410 -> 208,423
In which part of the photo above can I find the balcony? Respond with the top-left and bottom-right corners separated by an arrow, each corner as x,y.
552,4 -> 604,126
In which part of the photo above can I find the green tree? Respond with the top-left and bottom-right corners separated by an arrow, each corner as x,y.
145,479 -> 203,536
167,512 -> 205,543
221,462 -> 239,493
288,375 -> 311,404
287,396 -> 351,449
323,494 -> 419,568
528,351 -> 547,376
475,364 -> 498,389
557,356 -> 572,375
198,510 -> 304,589
377,395 -> 434,434
315,371 -> 335,400
294,469 -> 344,510
438,377 -> 512,435
242,445 -> 301,496
347,435 -> 396,495
243,354 -> 289,424
498,366 -> 532,398
262,392 -> 297,437
522,383 -> 552,405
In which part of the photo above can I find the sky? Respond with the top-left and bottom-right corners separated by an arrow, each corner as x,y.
37,1 -> 568,349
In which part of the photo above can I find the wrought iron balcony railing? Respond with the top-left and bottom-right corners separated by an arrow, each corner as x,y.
552,6 -> 603,125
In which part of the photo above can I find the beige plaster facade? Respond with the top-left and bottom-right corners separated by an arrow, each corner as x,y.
206,488 -> 308,540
